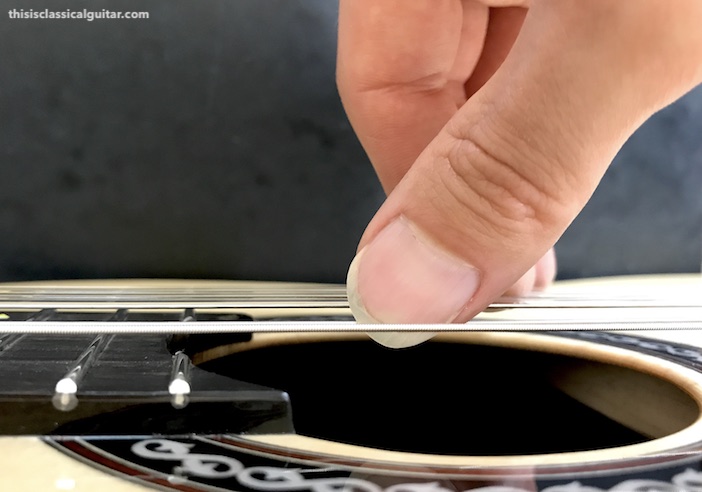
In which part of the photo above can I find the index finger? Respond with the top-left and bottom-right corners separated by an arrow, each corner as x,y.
337,0 -> 488,191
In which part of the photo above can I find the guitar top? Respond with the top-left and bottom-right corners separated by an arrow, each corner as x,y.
1,275 -> 702,492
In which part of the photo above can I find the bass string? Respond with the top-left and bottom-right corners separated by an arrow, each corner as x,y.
2,319 -> 702,334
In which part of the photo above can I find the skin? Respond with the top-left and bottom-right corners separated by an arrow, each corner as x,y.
338,0 -> 702,327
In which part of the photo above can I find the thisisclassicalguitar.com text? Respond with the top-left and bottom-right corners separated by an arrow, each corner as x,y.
8,8 -> 149,21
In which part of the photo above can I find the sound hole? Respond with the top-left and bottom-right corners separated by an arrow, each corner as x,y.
200,340 -> 699,456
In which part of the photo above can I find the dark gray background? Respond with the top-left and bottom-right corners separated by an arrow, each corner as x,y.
0,0 -> 700,283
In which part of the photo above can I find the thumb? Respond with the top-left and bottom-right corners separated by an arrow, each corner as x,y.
347,1 -> 702,331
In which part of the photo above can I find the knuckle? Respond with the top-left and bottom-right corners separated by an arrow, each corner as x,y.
439,131 -> 568,236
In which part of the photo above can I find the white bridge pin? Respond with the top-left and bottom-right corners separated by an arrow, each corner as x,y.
52,334 -> 113,412
169,351 -> 192,409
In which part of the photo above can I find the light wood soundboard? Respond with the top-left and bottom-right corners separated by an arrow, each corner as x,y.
1,275 -> 702,492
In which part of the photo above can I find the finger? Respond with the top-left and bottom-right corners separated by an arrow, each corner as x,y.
501,248 -> 556,296
347,0 -> 702,326
502,265 -> 537,297
366,331 -> 437,350
337,0 -> 489,191
534,248 -> 557,290
362,249 -> 553,349
464,7 -> 527,98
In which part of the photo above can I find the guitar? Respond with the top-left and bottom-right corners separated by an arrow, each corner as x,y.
1,275 -> 702,492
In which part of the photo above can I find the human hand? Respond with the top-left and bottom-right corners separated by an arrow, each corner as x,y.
337,0 -> 702,345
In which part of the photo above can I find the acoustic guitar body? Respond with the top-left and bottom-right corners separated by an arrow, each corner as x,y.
1,276 -> 702,492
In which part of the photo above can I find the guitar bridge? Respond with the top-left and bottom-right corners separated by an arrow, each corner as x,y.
0,329 -> 296,436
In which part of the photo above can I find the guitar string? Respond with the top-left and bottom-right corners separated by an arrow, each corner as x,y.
2,319 -> 702,334
0,285 -> 701,308
0,283 -> 700,332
